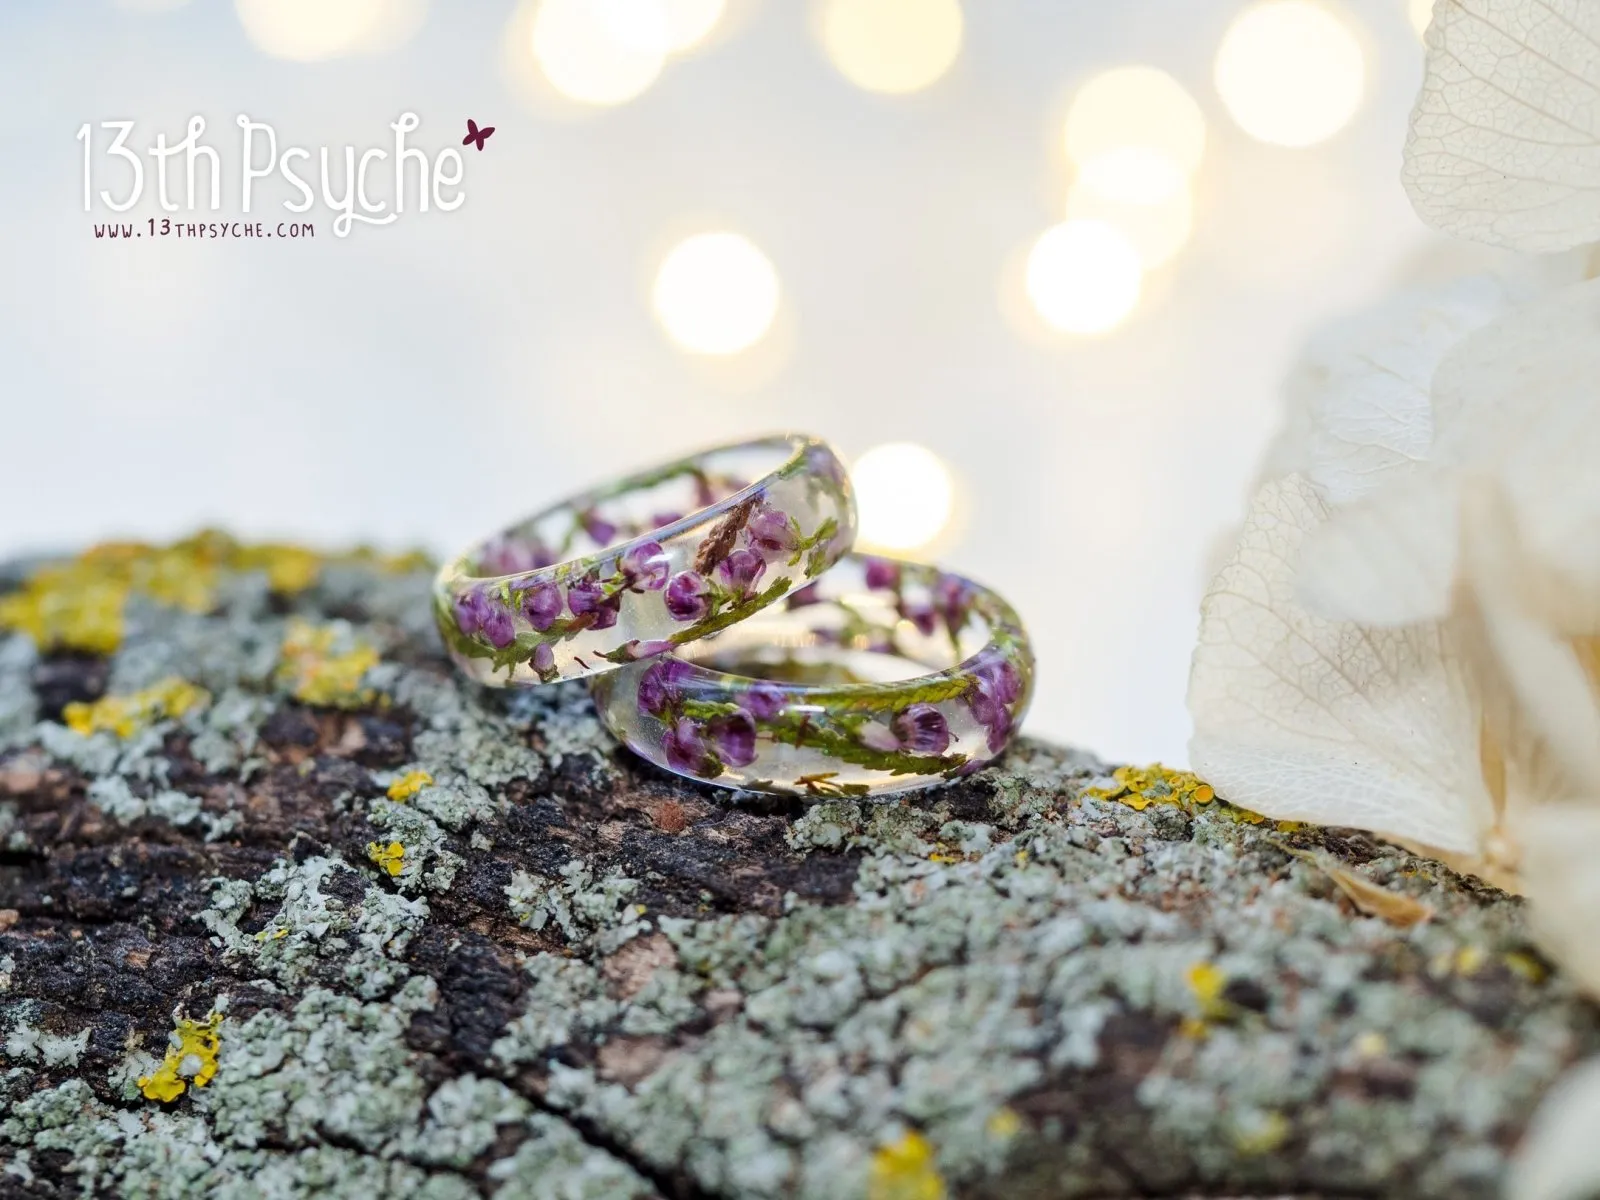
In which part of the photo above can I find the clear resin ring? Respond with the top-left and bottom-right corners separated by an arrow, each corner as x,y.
588,555 -> 1034,797
433,435 -> 855,686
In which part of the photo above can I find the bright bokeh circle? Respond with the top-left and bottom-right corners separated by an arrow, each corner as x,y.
1066,176 -> 1193,269
1064,66 -> 1207,183
1025,220 -> 1143,336
531,0 -> 667,106
851,443 -> 957,553
652,232 -> 781,356
234,0 -> 385,60
818,0 -> 964,95
1213,1 -> 1366,147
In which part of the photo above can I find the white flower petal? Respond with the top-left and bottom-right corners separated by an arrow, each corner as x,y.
1519,804 -> 1600,999
1261,276 -> 1514,506
1297,474 -> 1461,626
1510,1053 -> 1600,1200
1432,277 -> 1600,615
1403,0 -> 1600,252
1188,474 -> 1495,854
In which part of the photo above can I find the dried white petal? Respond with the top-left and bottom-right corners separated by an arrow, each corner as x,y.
1258,276 -> 1512,506
1404,0 -> 1600,252
1520,804 -> 1600,997
1188,474 -> 1496,854
1510,1053 -> 1600,1200
1297,477 -> 1461,626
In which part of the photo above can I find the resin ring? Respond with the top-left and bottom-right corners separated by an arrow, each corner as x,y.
433,435 -> 855,686
588,555 -> 1034,796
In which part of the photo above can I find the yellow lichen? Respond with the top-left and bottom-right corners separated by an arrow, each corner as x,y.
868,1131 -> 946,1200
62,677 -> 209,739
1353,1031 -> 1387,1058
367,840 -> 406,877
137,1011 -> 222,1103
1231,1110 -> 1291,1156
277,620 -> 380,709
1503,950 -> 1548,983
985,1107 -> 1023,1141
0,531 -> 427,656
1084,764 -> 1214,810
1185,960 -> 1231,1020
386,770 -> 434,802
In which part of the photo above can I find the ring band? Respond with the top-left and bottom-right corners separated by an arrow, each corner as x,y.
433,435 -> 855,686
588,554 -> 1034,796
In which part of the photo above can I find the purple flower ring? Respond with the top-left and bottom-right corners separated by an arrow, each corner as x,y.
432,435 -> 856,687
589,555 -> 1034,797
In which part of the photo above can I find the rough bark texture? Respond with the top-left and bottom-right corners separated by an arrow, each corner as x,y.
0,542 -> 1595,1199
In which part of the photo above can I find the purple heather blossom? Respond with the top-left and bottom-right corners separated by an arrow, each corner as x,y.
530,642 -> 556,678
863,557 -> 901,592
567,576 -> 620,631
860,703 -> 950,756
894,704 -> 951,755
806,445 -> 847,488
716,549 -> 767,600
746,508 -> 798,560
965,656 -> 1023,752
900,599 -> 938,637
636,658 -> 694,716
453,587 -> 492,636
620,541 -> 670,592
517,579 -> 562,631
663,718 -> 719,778
935,575 -> 973,633
480,601 -> 516,650
787,582 -> 823,608
739,682 -> 785,722
707,712 -> 757,768
580,511 -> 618,546
480,537 -> 557,575
664,570 -> 711,622
652,511 -> 684,529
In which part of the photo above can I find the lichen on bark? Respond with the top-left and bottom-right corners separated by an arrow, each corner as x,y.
0,537 -> 1596,1198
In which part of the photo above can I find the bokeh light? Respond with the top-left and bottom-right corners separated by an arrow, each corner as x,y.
1025,220 -> 1143,335
1066,176 -> 1192,268
652,232 -> 781,356
1408,0 -> 1435,36
234,0 -> 386,61
1214,1 -> 1366,147
817,0 -> 964,95
657,0 -> 726,52
531,0 -> 667,106
1064,66 -> 1206,194
851,443 -> 956,553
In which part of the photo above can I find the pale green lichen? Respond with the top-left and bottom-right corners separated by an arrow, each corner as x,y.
506,862 -> 647,952
199,855 -> 428,999
4,1020 -> 90,1069
87,776 -> 237,841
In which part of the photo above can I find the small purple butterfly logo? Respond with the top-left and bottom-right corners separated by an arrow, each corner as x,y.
463,119 -> 495,151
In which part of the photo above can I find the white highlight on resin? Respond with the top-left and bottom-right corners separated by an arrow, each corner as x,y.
652,232 -> 781,356
1214,1 -> 1366,147
817,0 -> 964,95
1024,220 -> 1143,335
851,443 -> 956,553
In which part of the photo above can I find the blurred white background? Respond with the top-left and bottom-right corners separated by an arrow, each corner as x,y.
0,0 -> 1476,764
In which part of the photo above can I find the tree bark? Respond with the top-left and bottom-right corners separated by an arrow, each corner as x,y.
0,544 -> 1593,1199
